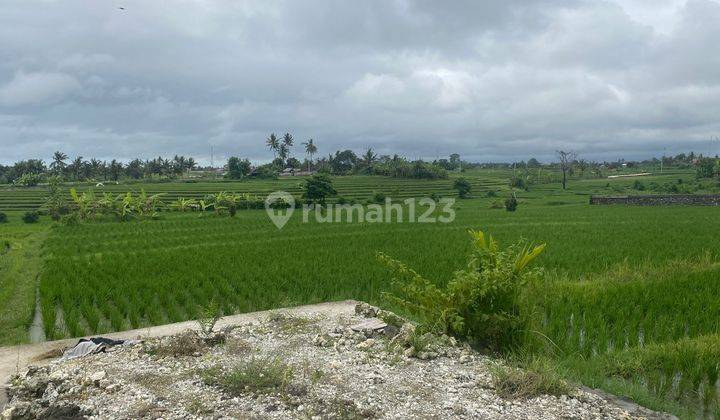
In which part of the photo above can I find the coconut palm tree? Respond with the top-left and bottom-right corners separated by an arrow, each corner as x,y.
50,151 -> 68,176
266,133 -> 279,159
278,143 -> 289,162
302,138 -> 318,171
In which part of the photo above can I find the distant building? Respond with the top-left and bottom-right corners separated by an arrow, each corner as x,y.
279,168 -> 316,177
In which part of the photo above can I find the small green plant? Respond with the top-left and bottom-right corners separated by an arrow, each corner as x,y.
198,300 -> 222,337
0,212 -> 7,223
202,358 -> 294,395
379,230 -> 545,351
491,358 -> 573,399
22,211 -> 40,224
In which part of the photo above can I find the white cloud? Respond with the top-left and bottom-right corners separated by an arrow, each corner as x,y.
0,71 -> 81,107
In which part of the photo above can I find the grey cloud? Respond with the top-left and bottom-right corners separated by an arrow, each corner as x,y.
0,0 -> 719,164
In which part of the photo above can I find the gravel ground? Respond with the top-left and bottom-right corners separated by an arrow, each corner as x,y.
2,303 -> 673,419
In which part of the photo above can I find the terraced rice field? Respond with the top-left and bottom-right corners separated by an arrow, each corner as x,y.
0,175 -> 507,212
2,170 -> 720,417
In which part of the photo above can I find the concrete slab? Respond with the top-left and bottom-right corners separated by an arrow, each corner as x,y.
0,300 -> 358,409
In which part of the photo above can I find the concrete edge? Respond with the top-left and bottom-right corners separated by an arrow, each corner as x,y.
0,300 -> 359,409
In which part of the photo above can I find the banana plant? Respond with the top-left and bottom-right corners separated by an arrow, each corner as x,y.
69,188 -> 96,220
170,197 -> 198,212
119,192 -> 135,221
212,191 -> 230,216
134,189 -> 166,218
198,199 -> 213,215
97,192 -> 120,216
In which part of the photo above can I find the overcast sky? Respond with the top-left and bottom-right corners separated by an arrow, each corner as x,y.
1,0 -> 719,165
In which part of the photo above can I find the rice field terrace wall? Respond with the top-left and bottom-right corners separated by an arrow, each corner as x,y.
590,194 -> 720,206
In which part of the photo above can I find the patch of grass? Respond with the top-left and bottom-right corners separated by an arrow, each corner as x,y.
201,357 -> 295,395
491,358 -> 573,399
0,221 -> 49,345
268,312 -> 313,332
315,397 -> 377,419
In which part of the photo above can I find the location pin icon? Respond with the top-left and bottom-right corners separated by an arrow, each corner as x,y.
265,191 -> 295,230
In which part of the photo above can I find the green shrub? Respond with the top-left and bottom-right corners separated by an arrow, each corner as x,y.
486,190 -> 498,198
453,177 -> 472,198
379,230 -> 545,351
14,173 -> 43,187
372,191 -> 386,203
0,212 -> 7,223
505,196 -> 518,212
301,174 -> 336,205
60,213 -> 80,226
22,211 -> 40,224
509,177 -> 527,191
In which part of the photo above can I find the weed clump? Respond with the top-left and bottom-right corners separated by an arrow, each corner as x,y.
491,358 -> 573,399
202,358 -> 296,396
146,330 -> 206,357
22,211 -> 40,223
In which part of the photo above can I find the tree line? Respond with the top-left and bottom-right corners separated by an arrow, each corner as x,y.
1,153 -> 198,186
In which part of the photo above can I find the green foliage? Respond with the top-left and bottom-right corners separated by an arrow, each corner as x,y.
169,197 -> 197,212
371,191 -> 386,203
504,196 -> 518,212
60,213 -> 80,226
301,173 -> 337,204
13,173 -> 43,187
22,211 -> 39,224
379,230 -> 546,351
695,157 -> 718,179
44,176 -> 68,221
0,212 -> 7,223
225,157 -> 251,179
509,176 -> 527,191
198,300 -> 222,337
453,177 -> 472,198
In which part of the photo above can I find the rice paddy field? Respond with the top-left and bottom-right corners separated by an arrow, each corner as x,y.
1,168 -> 719,417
